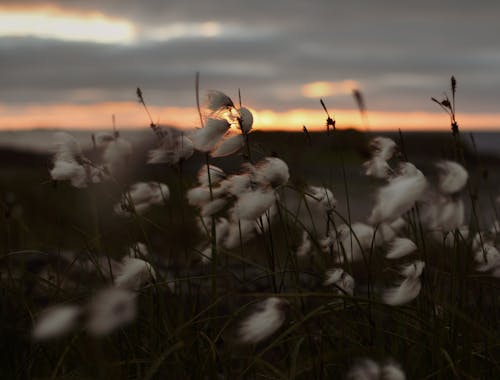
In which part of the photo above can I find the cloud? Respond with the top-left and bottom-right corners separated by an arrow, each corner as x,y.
1,0 -> 500,123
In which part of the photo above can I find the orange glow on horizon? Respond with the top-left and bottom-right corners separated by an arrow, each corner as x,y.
0,102 -> 499,131
302,80 -> 360,98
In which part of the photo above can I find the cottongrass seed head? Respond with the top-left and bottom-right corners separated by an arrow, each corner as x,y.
386,238 -> 417,259
33,305 -> 81,340
239,297 -> 287,344
87,287 -> 137,336
114,257 -> 156,290
436,160 -> 468,194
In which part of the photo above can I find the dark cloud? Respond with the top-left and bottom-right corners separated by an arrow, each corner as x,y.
1,0 -> 500,113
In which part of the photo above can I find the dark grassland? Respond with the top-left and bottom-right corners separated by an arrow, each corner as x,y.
1,130 -> 499,379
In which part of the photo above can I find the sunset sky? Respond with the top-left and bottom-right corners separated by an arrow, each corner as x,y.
1,0 -> 500,131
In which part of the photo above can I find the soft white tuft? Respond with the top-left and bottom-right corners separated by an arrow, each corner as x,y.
238,107 -> 254,133
211,134 -> 245,157
252,157 -> 290,188
197,164 -> 226,186
239,297 -> 286,344
114,258 -> 155,290
436,160 -> 468,194
296,230 -> 312,257
386,238 -> 417,259
191,118 -> 230,152
33,305 -> 81,340
369,163 -> 427,224
87,287 -> 137,336
235,190 -> 276,220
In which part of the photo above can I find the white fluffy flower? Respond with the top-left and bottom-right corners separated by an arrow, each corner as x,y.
305,186 -> 336,210
102,137 -> 132,173
383,277 -> 422,306
386,238 -> 417,259
251,157 -> 290,188
369,163 -> 427,224
235,190 -> 276,220
223,218 -> 256,249
148,135 -> 194,164
347,359 -> 406,380
474,244 -> 500,272
33,305 -> 81,340
115,182 -> 169,216
238,107 -> 254,134
53,132 -> 83,162
197,165 -> 226,186
296,230 -> 312,257
201,198 -> 228,216
239,297 -> 286,344
324,268 -> 355,295
211,134 -> 245,157
369,137 -> 397,161
50,160 -> 88,188
114,258 -> 155,290
87,287 -> 137,336
191,118 -> 230,152
207,90 -> 234,111
220,174 -> 252,196
346,359 -> 380,380
364,156 -> 393,179
336,223 -> 375,263
436,160 -> 468,194
383,261 -> 424,306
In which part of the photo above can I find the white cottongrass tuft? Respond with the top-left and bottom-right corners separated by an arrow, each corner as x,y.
87,287 -> 137,336
207,90 -> 234,111
223,217 -> 256,249
369,137 -> 397,161
369,163 -> 427,224
128,242 -> 149,258
364,156 -> 393,179
346,358 -> 406,380
399,260 -> 425,278
102,137 -> 132,173
53,132 -> 83,162
251,157 -> 290,188
443,226 -> 469,248
191,118 -> 230,152
436,160 -> 468,194
296,230 -> 312,257
305,186 -> 336,210
336,223 -> 375,263
186,185 -> 226,207
235,190 -> 276,220
197,164 -> 226,186
383,261 -> 425,306
148,134 -> 194,164
50,160 -> 88,188
114,258 -> 155,290
324,268 -> 355,295
346,358 -> 380,380
220,174 -> 252,196
50,132 -> 97,188
238,297 -> 287,344
474,244 -> 500,272
211,134 -> 245,157
115,182 -> 169,216
238,107 -> 254,134
386,238 -> 417,259
423,195 -> 465,232
33,305 -> 81,340
381,362 -> 406,380
201,198 -> 228,217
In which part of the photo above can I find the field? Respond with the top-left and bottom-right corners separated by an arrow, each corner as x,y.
1,122 -> 500,379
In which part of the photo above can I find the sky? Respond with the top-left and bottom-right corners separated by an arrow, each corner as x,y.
1,0 -> 500,131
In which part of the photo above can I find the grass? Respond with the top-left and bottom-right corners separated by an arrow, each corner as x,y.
1,85 -> 500,379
